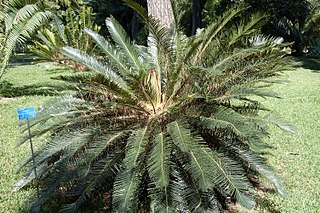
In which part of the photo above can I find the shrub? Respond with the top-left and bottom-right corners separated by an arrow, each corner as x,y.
29,6 -> 100,71
16,5 -> 289,212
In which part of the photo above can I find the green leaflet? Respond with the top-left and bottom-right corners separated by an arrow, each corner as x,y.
148,132 -> 171,213
106,16 -> 143,73
168,121 -> 255,209
113,126 -> 149,211
84,28 -> 133,77
167,121 -> 213,190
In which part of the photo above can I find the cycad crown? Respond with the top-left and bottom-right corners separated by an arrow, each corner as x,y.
16,5 -> 289,213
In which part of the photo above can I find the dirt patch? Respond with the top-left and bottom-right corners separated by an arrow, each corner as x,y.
0,97 -> 15,104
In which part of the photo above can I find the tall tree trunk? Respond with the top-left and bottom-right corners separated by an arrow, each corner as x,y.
191,0 -> 207,35
131,11 -> 139,41
147,0 -> 174,27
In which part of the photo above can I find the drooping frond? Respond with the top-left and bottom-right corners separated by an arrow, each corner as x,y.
113,169 -> 139,212
60,146 -> 125,212
201,150 -> 255,209
61,46 -> 136,100
113,127 -> 149,212
198,115 -> 246,141
233,148 -> 287,197
167,121 -> 255,209
30,129 -> 99,212
123,127 -> 149,170
169,158 -> 204,211
167,121 -> 214,191
17,96 -> 91,145
148,132 -> 170,188
148,132 -> 171,212
0,2 -> 55,78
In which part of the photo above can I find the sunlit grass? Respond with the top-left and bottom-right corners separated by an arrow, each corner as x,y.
261,67 -> 320,212
0,63 -> 71,212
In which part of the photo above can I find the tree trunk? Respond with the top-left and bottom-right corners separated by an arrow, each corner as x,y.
131,11 -> 139,41
191,0 -> 207,35
147,0 -> 174,27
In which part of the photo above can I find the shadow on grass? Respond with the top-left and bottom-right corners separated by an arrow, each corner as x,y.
255,194 -> 281,213
19,198 -> 62,213
9,53 -> 43,64
295,57 -> 320,72
18,190 -> 110,213
248,176 -> 282,213
0,80 -> 61,97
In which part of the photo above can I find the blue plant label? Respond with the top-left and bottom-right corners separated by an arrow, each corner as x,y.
17,107 -> 36,120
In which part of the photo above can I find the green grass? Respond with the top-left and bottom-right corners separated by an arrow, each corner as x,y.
0,63 -> 71,212
9,53 -> 44,64
261,66 -> 320,212
0,61 -> 319,212
0,63 -> 69,98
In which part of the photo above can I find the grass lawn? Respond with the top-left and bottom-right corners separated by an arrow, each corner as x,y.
0,61 -> 319,212
0,63 -> 71,212
262,64 -> 320,212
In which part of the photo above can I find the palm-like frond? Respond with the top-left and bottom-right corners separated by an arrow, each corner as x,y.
302,3 -> 320,37
168,121 -> 255,209
16,4 -> 290,212
148,133 -> 170,188
0,0 -> 93,78
233,148 -> 287,197
148,132 -> 171,212
28,5 -> 101,71
203,151 -> 255,209
106,16 -> 143,74
187,4 -> 249,64
0,0 -> 56,78
168,121 -> 214,190
84,28 -> 133,77
113,127 -> 149,211
28,28 -> 65,61
61,46 -> 138,100
61,147 -> 125,212
227,13 -> 267,48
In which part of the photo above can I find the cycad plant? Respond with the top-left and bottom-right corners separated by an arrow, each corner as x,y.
16,4 -> 290,212
28,28 -> 66,63
29,6 -> 100,71
0,0 -> 56,78
0,0 -> 82,78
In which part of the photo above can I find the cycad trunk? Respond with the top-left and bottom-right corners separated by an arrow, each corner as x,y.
147,0 -> 174,27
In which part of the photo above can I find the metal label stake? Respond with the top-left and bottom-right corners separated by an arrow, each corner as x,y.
17,107 -> 39,197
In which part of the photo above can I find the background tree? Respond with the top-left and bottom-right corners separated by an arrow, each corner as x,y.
147,0 -> 174,27
213,0 -> 314,56
88,0 -> 212,39
191,0 -> 207,35
87,0 -> 147,41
